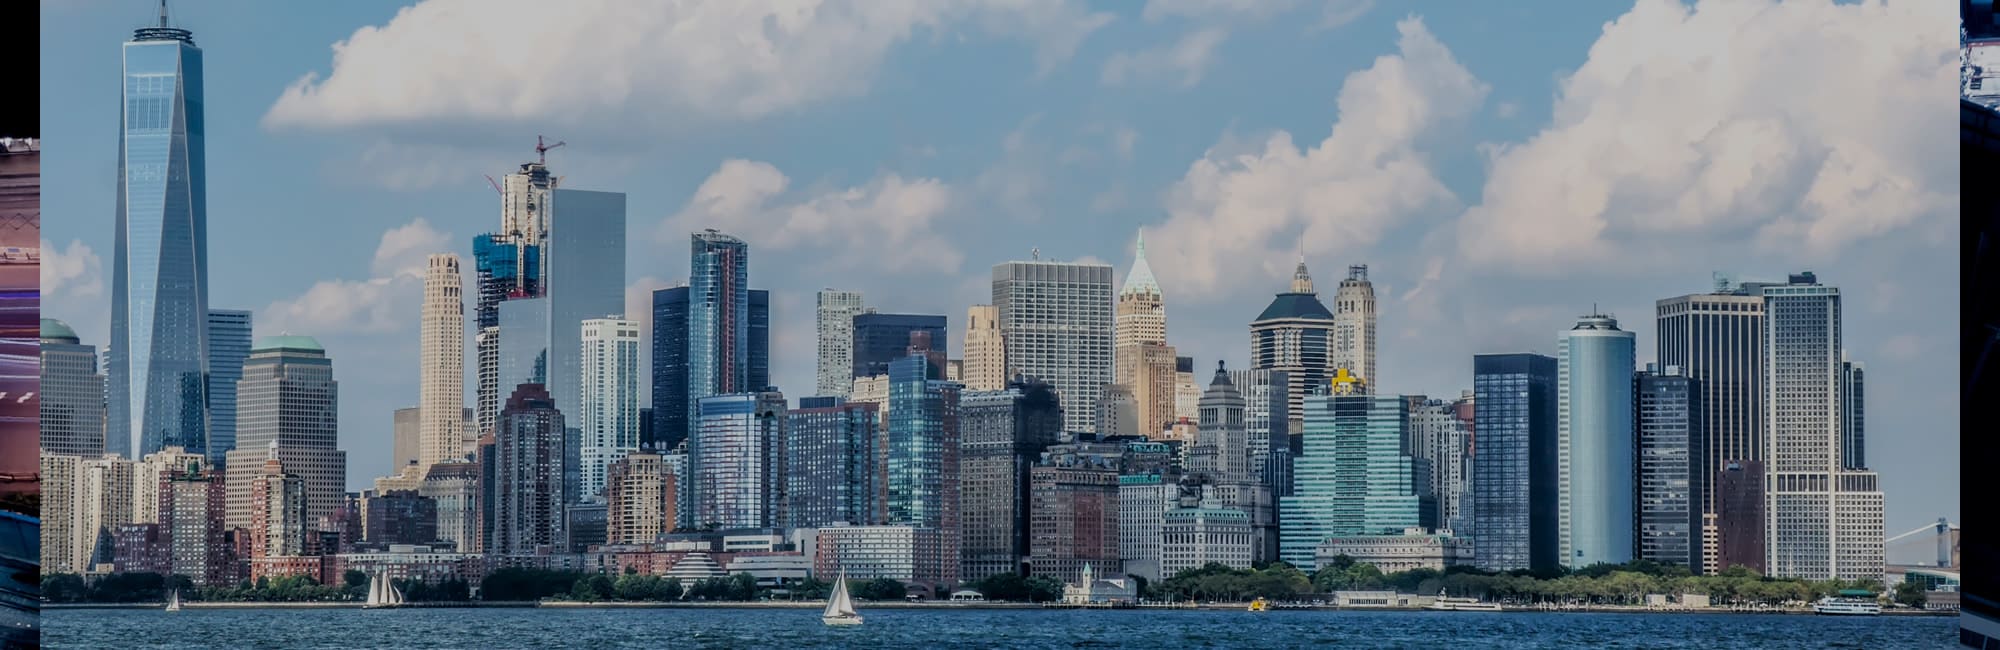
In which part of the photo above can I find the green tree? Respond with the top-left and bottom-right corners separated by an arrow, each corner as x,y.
43,573 -> 88,603
857,578 -> 907,601
974,573 -> 1030,601
1893,580 -> 1927,608
1025,576 -> 1064,603
728,572 -> 758,601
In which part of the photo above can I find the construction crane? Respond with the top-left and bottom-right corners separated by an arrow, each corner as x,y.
484,174 -> 503,195
536,135 -> 566,164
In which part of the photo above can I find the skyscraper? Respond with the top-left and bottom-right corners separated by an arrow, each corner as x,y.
962,305 -> 1006,392
1029,441 -> 1123,584
472,232 -> 541,437
1637,366 -> 1702,569
580,318 -> 641,499
816,290 -> 865,397
40,319 -> 107,457
112,11 -> 210,460
246,447 -> 306,559
421,255 -> 466,474
688,391 -> 788,530
1227,368 -> 1291,501
545,189 -> 627,494
224,336 -> 346,539
1656,279 -> 1765,569
1840,358 -> 1865,470
887,353 -> 960,533
163,464 -> 228,586
1115,232 -> 1166,349
1471,353 -> 1559,573
992,257 -> 1114,433
1279,391 -> 1426,570
1557,313 -> 1636,568
651,286 -> 690,449
1408,397 -> 1468,535
489,384 -> 568,555
958,377 -> 1063,580
1331,265 -> 1378,393
497,297 -> 550,413
1251,261 -> 1339,434
420,461 -> 480,553
785,399 -> 880,529
1190,364 -> 1282,564
605,450 -> 676,545
391,407 -> 420,476
690,230 -> 751,410
205,309 -> 251,467
852,313 -> 948,378
1759,273 -> 1882,580
1115,237 -> 1177,439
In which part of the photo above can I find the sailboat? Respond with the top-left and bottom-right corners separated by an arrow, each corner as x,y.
363,571 -> 406,609
821,571 -> 862,626
164,589 -> 182,612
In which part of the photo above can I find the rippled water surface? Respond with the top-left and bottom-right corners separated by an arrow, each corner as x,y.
44,606 -> 1961,649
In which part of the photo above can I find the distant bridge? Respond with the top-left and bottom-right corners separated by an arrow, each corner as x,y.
1885,518 -> 1959,568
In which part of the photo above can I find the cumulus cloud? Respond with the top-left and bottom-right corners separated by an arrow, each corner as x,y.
660,160 -> 961,272
264,0 -> 1112,135
1101,27 -> 1229,88
262,219 -> 453,335
40,239 -> 102,299
1450,0 -> 1957,272
1147,16 -> 1487,299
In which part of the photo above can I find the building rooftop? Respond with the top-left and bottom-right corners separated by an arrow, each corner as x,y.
253,335 -> 325,353
1254,292 -> 1335,322
39,318 -> 78,343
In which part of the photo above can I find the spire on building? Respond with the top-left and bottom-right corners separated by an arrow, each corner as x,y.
1291,260 -> 1315,294
1121,230 -> 1161,297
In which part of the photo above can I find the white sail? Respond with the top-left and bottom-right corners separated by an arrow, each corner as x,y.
822,571 -> 861,624
166,589 -> 181,611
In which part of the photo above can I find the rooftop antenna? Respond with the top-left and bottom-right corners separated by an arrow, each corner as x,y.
1031,247 -> 1040,261
536,135 -> 566,165
159,0 -> 170,28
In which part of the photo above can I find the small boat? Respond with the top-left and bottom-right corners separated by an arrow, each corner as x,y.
363,571 -> 406,609
1428,590 -> 1503,612
164,589 -> 182,612
822,571 -> 862,626
1248,597 -> 1271,612
1812,592 -> 1881,616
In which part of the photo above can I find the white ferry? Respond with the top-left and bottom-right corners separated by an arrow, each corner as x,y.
1428,590 -> 1503,612
1812,592 -> 1881,616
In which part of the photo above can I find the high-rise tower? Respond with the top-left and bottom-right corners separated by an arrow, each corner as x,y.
1557,313 -> 1637,569
421,255 -> 466,473
1331,265 -> 1377,393
223,336 -> 345,538
992,256 -> 1114,433
580,318 -> 641,499
816,290 -> 864,397
40,319 -> 107,457
961,305 -> 1006,392
205,309 -> 251,467
112,7 -> 210,459
1656,276 -> 1765,571
1116,231 -> 1177,438
1251,261 -> 1339,433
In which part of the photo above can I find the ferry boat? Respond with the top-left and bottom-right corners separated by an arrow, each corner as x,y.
1428,590 -> 1503,612
1812,591 -> 1881,616
1248,597 -> 1271,612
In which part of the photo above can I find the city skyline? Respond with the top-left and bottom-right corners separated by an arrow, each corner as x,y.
37,0 -> 1957,542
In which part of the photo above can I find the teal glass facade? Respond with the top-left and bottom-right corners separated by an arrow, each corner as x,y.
111,23 -> 209,459
887,354 -> 960,529
1279,393 -> 1423,570
204,309 -> 250,467
1557,316 -> 1637,568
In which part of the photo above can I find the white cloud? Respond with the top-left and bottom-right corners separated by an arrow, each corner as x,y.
40,239 -> 102,299
1101,27 -> 1228,88
660,160 -> 961,272
261,219 -> 449,335
1147,17 -> 1487,299
370,217 -> 452,278
975,116 -> 1051,220
1141,0 -> 1296,22
1450,0 -> 1957,272
264,0 -> 1112,134
1317,0 -> 1374,30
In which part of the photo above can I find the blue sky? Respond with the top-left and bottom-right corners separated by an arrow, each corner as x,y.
41,0 -> 1957,554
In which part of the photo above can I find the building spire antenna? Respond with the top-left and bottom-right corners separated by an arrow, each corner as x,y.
159,0 -> 170,28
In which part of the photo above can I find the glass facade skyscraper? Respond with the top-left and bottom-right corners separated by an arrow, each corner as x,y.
1656,279 -> 1764,571
1557,314 -> 1636,569
651,286 -> 690,450
1251,262 -> 1338,434
112,17 -> 210,460
784,398 -> 879,529
852,313 -> 948,378
472,232 -> 540,438
1637,366 -> 1702,569
887,353 -> 960,531
1472,353 -> 1559,572
688,392 -> 787,530
205,309 -> 250,468
497,297 -> 549,403
545,189 -> 626,436
1279,393 -> 1425,570
958,378 -> 1063,580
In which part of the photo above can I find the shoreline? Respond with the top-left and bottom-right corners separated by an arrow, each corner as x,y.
41,601 -> 1956,616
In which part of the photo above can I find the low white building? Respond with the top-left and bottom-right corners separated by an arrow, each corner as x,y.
1062,563 -> 1139,605
1160,503 -> 1254,578
1314,528 -> 1473,573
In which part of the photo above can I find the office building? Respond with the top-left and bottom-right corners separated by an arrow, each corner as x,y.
390,407 -> 420,477
1115,232 -> 1167,349
606,450 -> 677,545
544,188 -> 626,434
363,490 -> 438,546
887,352 -> 960,548
112,12 -> 211,460
1118,469 -> 1178,583
1759,273 -> 1883,580
1471,353 -> 1559,572
651,285 -> 690,450
1715,461 -> 1765,574
472,231 -> 541,437
992,257 -> 1115,433
497,298 -> 551,414
1251,261 -> 1340,434
1656,278 -> 1765,568
785,399 -> 880,529
815,290 -> 865,397
40,319 -> 106,457
688,391 -> 788,530
1227,368 -> 1290,500
1637,366 -> 1702,569
420,461 -> 480,553
1094,384 -> 1137,438
1029,441 -> 1123,584
1160,485 -> 1256,577
1315,528 -> 1473,573
247,448 -> 306,559
580,317 -> 641,499
1114,235 -> 1178,438
489,384 -> 568,555
1174,356 -> 1199,422
853,313 -> 948,378
1841,358 -> 1865,470
1279,392 -> 1427,570
419,255 -> 466,480
224,337 -> 346,541
962,305 -> 1006,391
1331,265 -> 1378,393
812,525 -> 957,589
163,465 -> 229,586
1557,313 -> 1637,568
206,309 -> 252,467
1409,397 -> 1469,534
1187,363 -> 1280,562
958,377 -> 1063,580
